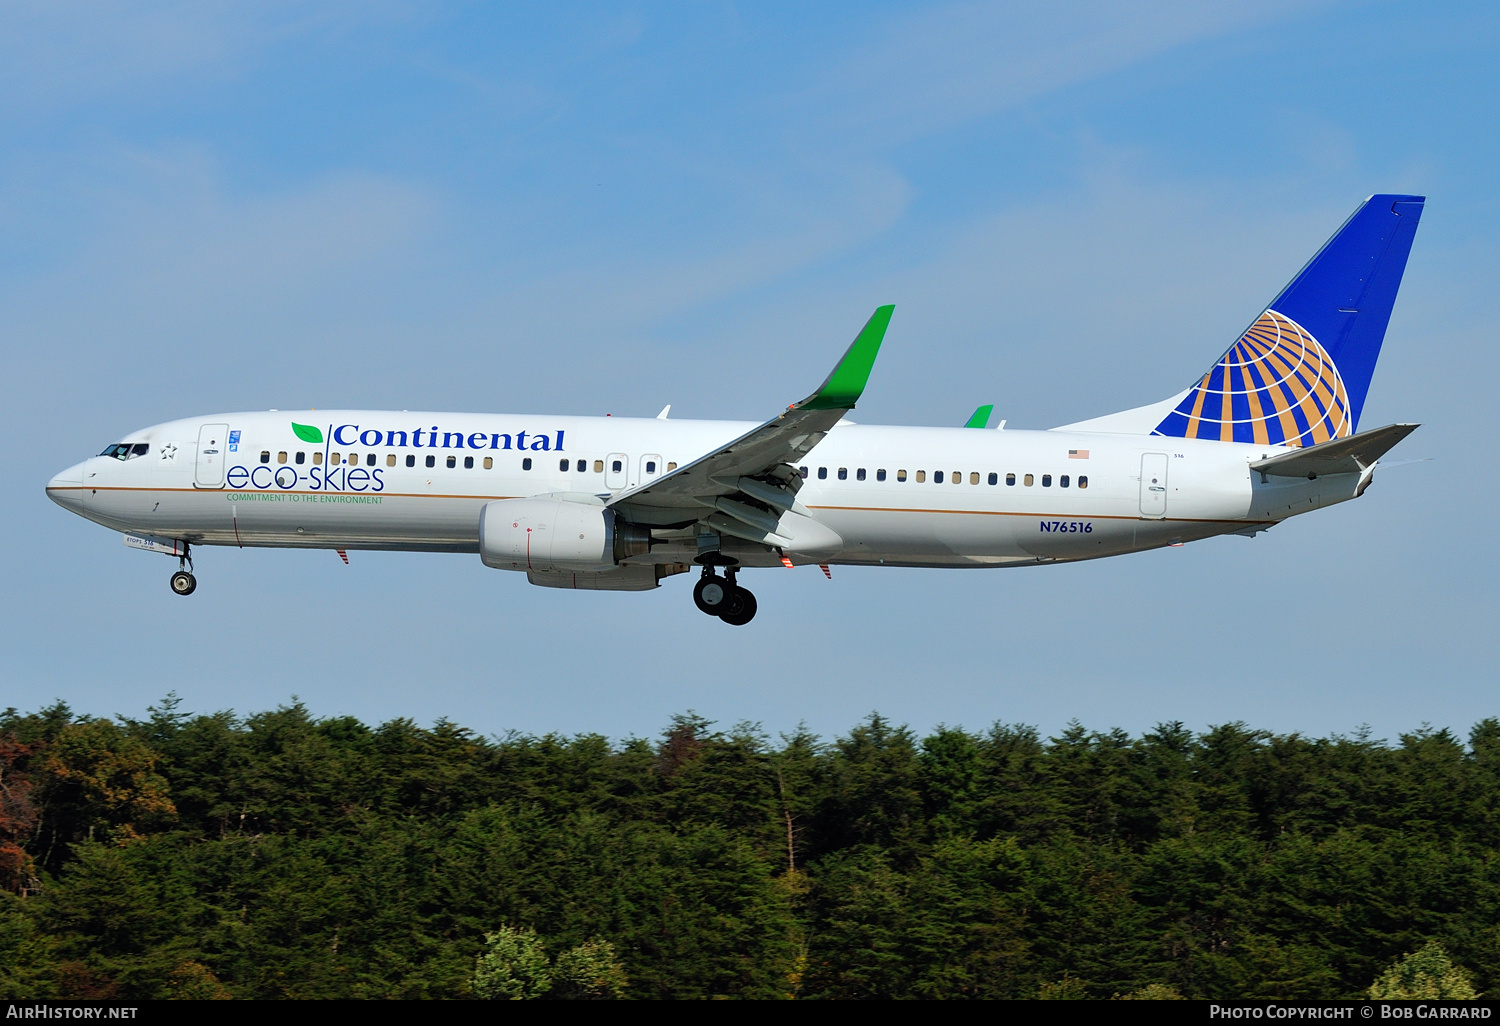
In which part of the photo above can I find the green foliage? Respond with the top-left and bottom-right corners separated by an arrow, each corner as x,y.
553,939 -> 628,999
473,926 -> 552,1000
1036,976 -> 1088,999
1368,941 -> 1477,1000
472,928 -> 627,1000
1,701 -> 1498,999
1116,983 -> 1184,999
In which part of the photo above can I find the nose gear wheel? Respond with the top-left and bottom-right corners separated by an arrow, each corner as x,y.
169,543 -> 196,596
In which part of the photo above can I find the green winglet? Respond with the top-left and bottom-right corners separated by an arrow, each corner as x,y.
964,404 -> 994,429
800,304 -> 894,410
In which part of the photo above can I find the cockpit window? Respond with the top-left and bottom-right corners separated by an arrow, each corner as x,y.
99,443 -> 149,460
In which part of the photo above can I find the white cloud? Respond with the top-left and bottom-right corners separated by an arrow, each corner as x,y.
0,1 -> 413,114
806,0 -> 1332,145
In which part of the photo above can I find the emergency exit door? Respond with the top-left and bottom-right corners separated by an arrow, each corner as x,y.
605,453 -> 629,491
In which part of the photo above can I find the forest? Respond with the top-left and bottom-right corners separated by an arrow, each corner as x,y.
0,697 -> 1495,1000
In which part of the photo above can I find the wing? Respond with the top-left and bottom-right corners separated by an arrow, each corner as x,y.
608,305 -> 893,548
1249,423 -> 1419,478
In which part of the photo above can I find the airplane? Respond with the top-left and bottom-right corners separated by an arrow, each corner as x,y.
47,194 -> 1425,626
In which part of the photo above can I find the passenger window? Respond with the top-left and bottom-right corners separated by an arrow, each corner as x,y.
988,472 -> 997,485
367,454 -> 376,467
1006,473 -> 1015,486
612,459 -> 622,473
818,467 -> 828,479
876,469 -> 886,482
523,458 -> 533,470
934,471 -> 944,483
1024,473 -> 1034,486
484,457 -> 493,469
406,455 -> 415,467
799,466 -> 808,478
952,472 -> 962,485
1060,475 -> 1069,488
838,468 -> 847,480
464,456 -> 474,469
313,451 -> 323,465
1042,474 -> 1052,487
969,472 -> 979,485
1078,475 -> 1088,489
294,451 -> 305,465
856,468 -> 866,481
277,451 -> 287,464
559,458 -> 569,471
646,460 -> 656,473
446,455 -> 456,469
916,470 -> 926,483
667,462 -> 678,471
577,460 -> 586,472
260,451 -> 271,464
348,453 -> 358,465
425,455 -> 435,468
593,460 -> 604,473
897,469 -> 907,482
386,454 -> 396,467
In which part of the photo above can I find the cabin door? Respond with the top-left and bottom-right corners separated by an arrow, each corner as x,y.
1139,453 -> 1168,518
195,423 -> 229,488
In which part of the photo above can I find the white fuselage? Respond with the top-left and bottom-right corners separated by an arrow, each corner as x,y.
46,410 -> 1355,570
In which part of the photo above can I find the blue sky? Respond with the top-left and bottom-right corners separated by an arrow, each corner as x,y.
3,1 -> 1496,744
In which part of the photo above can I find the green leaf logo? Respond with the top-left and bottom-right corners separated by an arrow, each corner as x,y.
291,422 -> 324,444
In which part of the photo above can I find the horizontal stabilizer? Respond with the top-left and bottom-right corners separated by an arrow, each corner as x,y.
1250,423 -> 1418,478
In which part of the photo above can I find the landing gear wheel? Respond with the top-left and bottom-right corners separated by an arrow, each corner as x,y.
170,571 -> 197,596
693,574 -> 730,615
719,587 -> 757,626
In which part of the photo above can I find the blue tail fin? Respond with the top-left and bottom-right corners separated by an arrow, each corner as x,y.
1154,195 -> 1424,446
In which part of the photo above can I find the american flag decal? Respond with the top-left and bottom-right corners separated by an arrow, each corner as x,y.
1068,449 -> 1089,459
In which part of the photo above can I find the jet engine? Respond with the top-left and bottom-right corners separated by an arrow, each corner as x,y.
479,496 -> 649,573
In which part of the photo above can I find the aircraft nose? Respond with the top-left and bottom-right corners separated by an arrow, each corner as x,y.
46,462 -> 88,512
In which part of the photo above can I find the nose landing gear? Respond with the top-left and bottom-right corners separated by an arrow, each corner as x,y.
692,565 -> 757,625
169,544 -> 196,596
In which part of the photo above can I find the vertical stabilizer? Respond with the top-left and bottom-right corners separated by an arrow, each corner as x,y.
1154,195 -> 1424,445
1059,196 -> 1424,443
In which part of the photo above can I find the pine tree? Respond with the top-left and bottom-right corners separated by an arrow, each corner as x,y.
473,926 -> 552,1000
1368,941 -> 1477,1000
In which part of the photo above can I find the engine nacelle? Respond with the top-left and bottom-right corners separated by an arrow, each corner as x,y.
479,496 -> 648,573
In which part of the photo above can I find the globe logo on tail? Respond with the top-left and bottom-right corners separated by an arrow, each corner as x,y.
1153,310 -> 1351,447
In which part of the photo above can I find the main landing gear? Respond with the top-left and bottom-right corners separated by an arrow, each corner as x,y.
693,565 -> 757,626
169,544 -> 196,596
